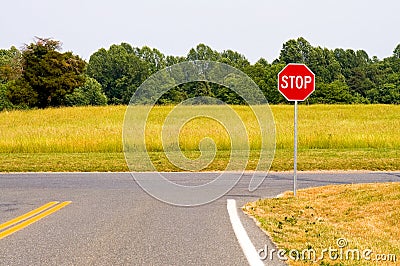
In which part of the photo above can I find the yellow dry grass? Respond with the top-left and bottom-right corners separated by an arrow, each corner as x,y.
0,104 -> 399,171
244,182 -> 400,265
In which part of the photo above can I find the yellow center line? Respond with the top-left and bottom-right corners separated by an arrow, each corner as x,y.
0,201 -> 59,231
0,201 -> 72,240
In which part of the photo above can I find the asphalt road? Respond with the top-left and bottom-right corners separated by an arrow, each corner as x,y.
1,171 -> 399,265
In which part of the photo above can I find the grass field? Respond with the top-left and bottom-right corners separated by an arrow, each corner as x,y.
0,104 -> 399,172
244,182 -> 400,265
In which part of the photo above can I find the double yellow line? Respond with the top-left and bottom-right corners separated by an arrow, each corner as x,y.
0,201 -> 71,240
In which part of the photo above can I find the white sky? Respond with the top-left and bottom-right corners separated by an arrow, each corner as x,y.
1,0 -> 399,63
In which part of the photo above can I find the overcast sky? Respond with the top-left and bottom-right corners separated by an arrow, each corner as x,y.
1,0 -> 399,63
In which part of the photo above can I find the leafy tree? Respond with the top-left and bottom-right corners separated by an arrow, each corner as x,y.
379,83 -> 400,104
347,66 -> 374,101
84,38 -> 400,105
279,37 -> 312,64
87,44 -> 150,104
220,50 -> 250,70
309,80 -> 354,104
187,44 -> 220,61
0,83 -> 13,110
4,37 -> 400,107
308,47 -> 342,83
356,50 -> 370,66
134,46 -> 166,73
6,79 -> 38,107
9,38 -> 86,108
0,46 -> 22,83
244,59 -> 285,103
165,55 -> 186,66
394,44 -> 400,59
65,77 -> 107,106
157,86 -> 187,104
386,45 -> 400,73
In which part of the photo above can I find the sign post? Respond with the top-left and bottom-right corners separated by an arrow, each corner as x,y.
278,64 -> 315,196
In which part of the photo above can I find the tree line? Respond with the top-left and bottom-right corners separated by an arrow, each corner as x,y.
1,37 -> 399,110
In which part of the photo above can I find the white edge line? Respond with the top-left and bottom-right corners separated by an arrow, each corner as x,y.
227,199 -> 264,266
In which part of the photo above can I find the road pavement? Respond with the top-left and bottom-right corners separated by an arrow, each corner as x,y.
1,171 -> 399,265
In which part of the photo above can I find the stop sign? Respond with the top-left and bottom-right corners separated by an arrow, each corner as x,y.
278,63 -> 315,101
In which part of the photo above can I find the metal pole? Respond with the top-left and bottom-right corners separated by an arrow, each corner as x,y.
293,100 -> 298,197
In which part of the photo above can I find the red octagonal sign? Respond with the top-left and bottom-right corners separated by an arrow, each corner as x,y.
278,63 -> 315,101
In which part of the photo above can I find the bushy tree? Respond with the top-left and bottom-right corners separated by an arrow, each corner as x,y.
7,38 -> 86,108
6,79 -> 38,108
134,46 -> 166,73
87,43 -> 150,104
0,46 -> 22,84
187,44 -> 220,61
0,83 -> 13,110
244,59 -> 285,103
279,37 -> 312,64
309,80 -> 355,104
83,39 -> 400,106
220,50 -> 250,70
65,77 -> 107,106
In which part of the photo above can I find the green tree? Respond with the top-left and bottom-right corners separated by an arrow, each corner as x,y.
309,80 -> 355,104
307,47 -> 342,83
279,37 -> 312,64
0,46 -> 22,83
83,39 -> 400,105
377,83 -> 400,104
387,44 -> 400,73
134,46 -> 166,73
187,44 -> 220,61
165,55 -> 186,66
10,38 -> 86,108
65,77 -> 107,106
347,66 -> 374,101
87,44 -> 150,104
394,44 -> 400,59
0,46 -> 22,110
219,50 -> 250,70
244,59 -> 285,104
0,83 -> 13,110
6,79 -> 38,108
